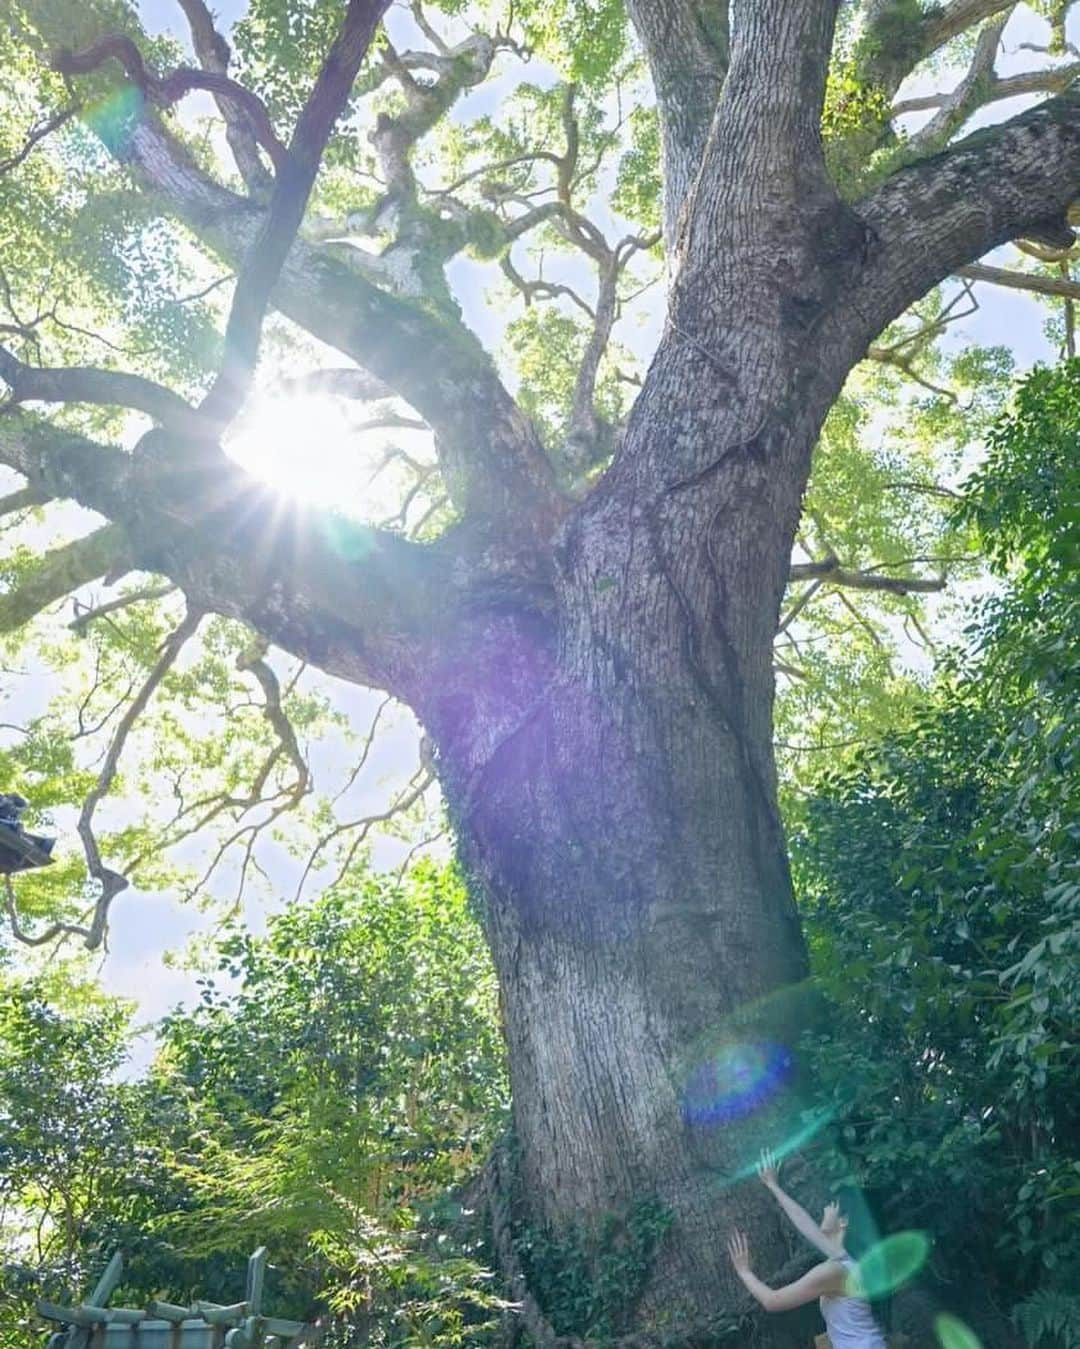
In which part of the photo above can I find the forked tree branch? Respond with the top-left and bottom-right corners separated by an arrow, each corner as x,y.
175,0 -> 273,192
52,34 -> 288,170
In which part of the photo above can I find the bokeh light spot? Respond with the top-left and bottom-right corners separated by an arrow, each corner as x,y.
935,1313 -> 983,1349
84,87 -> 145,156
321,514 -> 378,562
851,1231 -> 931,1300
681,1041 -> 793,1125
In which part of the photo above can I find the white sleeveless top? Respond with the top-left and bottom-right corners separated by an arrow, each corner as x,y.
819,1257 -> 887,1349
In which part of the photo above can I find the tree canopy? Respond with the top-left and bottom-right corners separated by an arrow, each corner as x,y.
1,0 -> 1076,939
0,0 -> 1079,1344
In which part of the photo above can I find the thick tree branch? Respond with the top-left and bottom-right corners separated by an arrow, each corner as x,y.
175,0 -> 273,192
860,0 -> 1016,100
844,90 -> 1080,364
707,0 -> 840,202
924,0 -> 1019,56
0,412 -> 131,515
0,484 -> 50,518
0,344 -> 205,436
625,0 -> 729,245
200,0 -> 392,427
52,34 -> 287,171
672,0 -> 849,329
0,524 -> 130,633
0,410 -> 455,699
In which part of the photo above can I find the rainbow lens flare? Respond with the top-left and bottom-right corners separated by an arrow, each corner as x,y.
850,1231 -> 931,1300
718,1105 -> 837,1185
935,1314 -> 983,1349
681,1040 -> 793,1124
84,87 -> 145,156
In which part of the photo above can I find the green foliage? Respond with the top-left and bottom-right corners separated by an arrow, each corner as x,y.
516,1197 -> 673,1343
149,864 -> 504,1336
1013,1290 -> 1080,1349
505,307 -> 626,450
2,6 -> 222,400
611,106 -> 661,235
0,864 -> 506,1347
854,0 -> 927,73
776,328 -> 1013,785
790,361 -> 1080,1319
515,0 -> 629,86
232,1 -> 353,129
822,60 -> 894,188
2,5 -> 1078,1341
0,978 -> 141,1347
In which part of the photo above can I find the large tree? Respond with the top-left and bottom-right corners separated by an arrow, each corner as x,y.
1,0 -> 1079,1340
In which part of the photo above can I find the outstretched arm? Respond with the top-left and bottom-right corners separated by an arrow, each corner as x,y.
726,1232 -> 845,1312
757,1149 -> 846,1260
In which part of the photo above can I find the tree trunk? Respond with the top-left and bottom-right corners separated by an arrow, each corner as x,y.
414,372 -> 842,1339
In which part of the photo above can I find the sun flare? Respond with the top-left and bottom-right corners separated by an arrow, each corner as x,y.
226,391 -> 434,525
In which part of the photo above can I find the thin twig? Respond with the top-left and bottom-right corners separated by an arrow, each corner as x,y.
76,604 -> 204,949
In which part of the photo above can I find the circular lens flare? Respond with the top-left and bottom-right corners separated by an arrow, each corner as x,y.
851,1231 -> 931,1300
682,1041 -> 793,1125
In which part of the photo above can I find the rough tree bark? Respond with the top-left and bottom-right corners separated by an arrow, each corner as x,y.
6,0 -> 1080,1340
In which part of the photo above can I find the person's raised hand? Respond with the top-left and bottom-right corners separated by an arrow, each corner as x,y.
727,1230 -> 752,1273
757,1147 -> 780,1189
